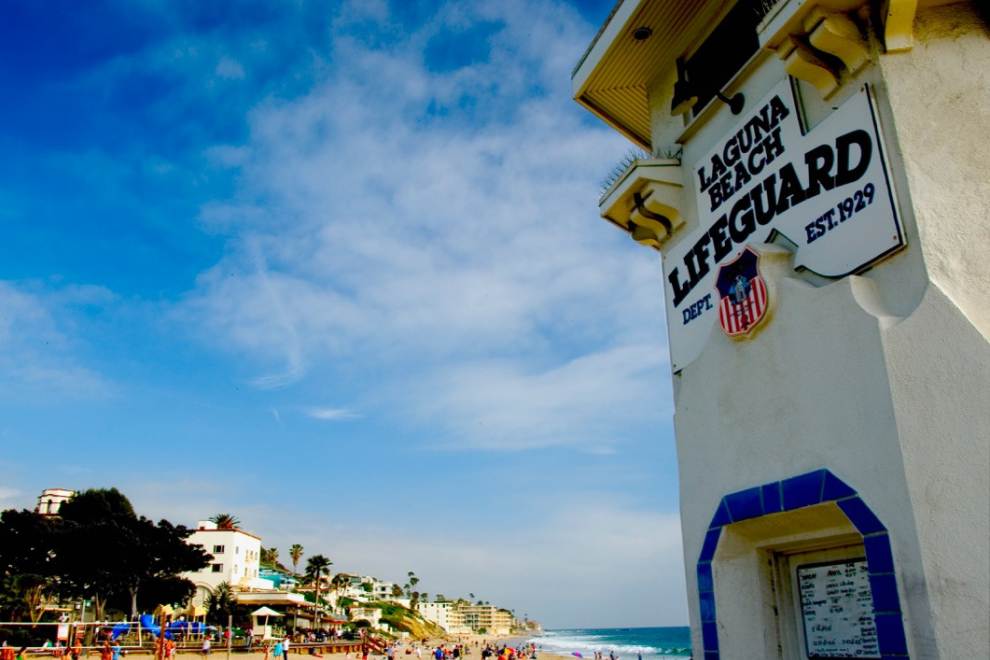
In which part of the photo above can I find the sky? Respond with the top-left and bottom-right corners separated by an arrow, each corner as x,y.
0,0 -> 686,628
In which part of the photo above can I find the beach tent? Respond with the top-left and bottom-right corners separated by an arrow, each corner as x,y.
251,607 -> 283,640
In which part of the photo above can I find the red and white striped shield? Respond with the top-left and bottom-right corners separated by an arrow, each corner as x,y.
715,248 -> 769,337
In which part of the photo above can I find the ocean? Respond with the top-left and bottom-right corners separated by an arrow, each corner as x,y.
526,627 -> 691,659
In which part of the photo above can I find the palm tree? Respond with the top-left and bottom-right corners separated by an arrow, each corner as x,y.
261,547 -> 279,566
205,582 -> 236,624
290,544 -> 304,575
305,555 -> 333,629
210,513 -> 240,530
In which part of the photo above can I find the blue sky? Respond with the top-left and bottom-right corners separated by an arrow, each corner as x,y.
0,0 -> 685,627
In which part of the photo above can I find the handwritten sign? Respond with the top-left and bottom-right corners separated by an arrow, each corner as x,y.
797,559 -> 879,658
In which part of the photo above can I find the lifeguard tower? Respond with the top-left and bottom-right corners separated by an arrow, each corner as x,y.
573,1 -> 988,658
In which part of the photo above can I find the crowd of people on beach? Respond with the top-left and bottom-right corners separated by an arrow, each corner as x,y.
0,635 -> 543,660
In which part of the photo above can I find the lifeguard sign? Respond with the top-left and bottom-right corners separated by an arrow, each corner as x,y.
664,79 -> 902,368
575,0 -> 989,659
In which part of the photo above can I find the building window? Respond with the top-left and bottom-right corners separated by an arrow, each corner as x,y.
211,563 -> 223,573
236,546 -> 240,554
683,0 -> 761,115
213,545 -> 225,554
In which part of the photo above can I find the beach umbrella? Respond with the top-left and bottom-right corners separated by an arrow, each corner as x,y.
571,654 -> 583,658
251,607 -> 283,639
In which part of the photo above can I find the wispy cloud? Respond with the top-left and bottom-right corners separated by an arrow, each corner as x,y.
176,0 -> 667,453
0,281 -> 113,399
305,407 -> 359,421
248,496 -> 686,628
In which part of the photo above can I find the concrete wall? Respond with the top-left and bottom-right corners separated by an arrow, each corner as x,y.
645,3 -> 989,658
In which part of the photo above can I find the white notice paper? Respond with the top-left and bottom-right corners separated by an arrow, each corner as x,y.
797,559 -> 880,658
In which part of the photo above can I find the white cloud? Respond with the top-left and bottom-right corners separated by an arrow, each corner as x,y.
177,0 -> 669,454
305,406 -> 359,421
409,344 -> 669,450
0,282 -> 112,399
215,56 -> 246,80
246,497 -> 687,628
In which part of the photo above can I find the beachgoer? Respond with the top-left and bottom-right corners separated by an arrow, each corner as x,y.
201,636 -> 211,656
283,637 -> 291,660
100,642 -> 112,660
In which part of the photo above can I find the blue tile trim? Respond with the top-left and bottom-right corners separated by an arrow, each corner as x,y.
782,469 -> 826,510
822,470 -> 857,500
868,573 -> 901,613
709,499 -> 732,529
697,562 -> 714,593
725,486 -> 763,522
697,469 -> 910,659
865,533 -> 895,574
701,622 -> 719,652
876,613 -> 909,654
699,528 -> 722,563
761,482 -> 782,514
699,591 -> 716,623
839,496 -> 887,535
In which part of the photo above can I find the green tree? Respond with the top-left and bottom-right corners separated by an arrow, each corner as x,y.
209,513 -> 240,530
206,582 -> 236,624
289,544 -> 304,575
305,555 -> 333,627
0,508 -> 60,623
390,584 -> 403,598
261,547 -> 279,566
57,489 -> 209,618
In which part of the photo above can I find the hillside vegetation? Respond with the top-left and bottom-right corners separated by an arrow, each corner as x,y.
363,601 -> 447,639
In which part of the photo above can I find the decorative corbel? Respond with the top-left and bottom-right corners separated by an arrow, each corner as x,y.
882,0 -> 918,52
777,36 -> 839,98
804,9 -> 869,74
599,160 -> 684,251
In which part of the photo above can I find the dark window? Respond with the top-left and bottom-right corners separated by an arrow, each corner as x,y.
211,563 -> 223,573
684,1 -> 763,115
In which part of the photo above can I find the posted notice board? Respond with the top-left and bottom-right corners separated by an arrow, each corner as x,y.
797,558 -> 880,658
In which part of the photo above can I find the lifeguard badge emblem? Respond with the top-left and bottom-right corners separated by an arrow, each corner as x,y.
715,247 -> 769,337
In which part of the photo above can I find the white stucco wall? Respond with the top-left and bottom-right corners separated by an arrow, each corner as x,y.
642,3 -> 989,658
183,527 -> 270,602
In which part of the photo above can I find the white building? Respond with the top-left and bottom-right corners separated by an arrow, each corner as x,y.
182,520 -> 274,605
349,607 -> 381,628
35,488 -> 75,516
574,1 -> 989,658
416,601 -> 455,631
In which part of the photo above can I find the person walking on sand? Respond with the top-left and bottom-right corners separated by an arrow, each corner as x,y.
201,636 -> 211,657
282,636 -> 291,660
100,641 -> 112,660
